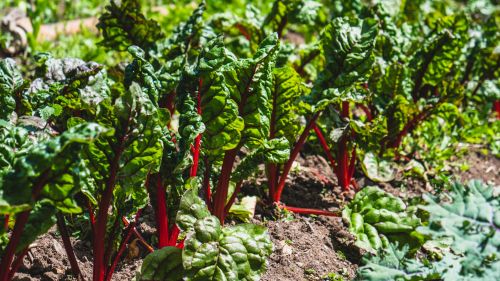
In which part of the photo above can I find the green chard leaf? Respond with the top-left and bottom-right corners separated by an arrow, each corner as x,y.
176,188 -> 273,281
85,82 -> 163,212
262,0 -> 323,36
269,66 -> 305,144
188,38 -> 243,158
125,46 -> 164,104
154,0 -> 207,92
27,54 -> 110,123
136,246 -> 184,281
97,0 -> 164,52
142,185 -> 273,281
317,17 -> 378,90
223,33 -> 280,148
232,138 -> 290,183
409,13 -> 469,97
0,123 -> 109,215
0,121 -> 31,175
0,58 -> 23,119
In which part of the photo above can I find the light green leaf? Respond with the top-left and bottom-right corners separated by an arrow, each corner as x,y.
137,246 -> 184,281
343,186 -> 421,251
0,58 -> 23,119
361,152 -> 396,183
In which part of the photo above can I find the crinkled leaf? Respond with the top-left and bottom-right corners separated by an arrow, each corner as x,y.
232,138 -> 289,183
361,152 -> 396,183
137,246 -> 184,281
418,180 -> 500,281
343,186 -> 421,251
97,0 -> 164,51
125,46 -> 164,103
410,13 -> 468,97
197,39 -> 243,157
263,0 -> 323,34
317,17 -> 378,90
0,58 -> 23,119
269,66 -> 305,144
85,82 -> 163,213
176,186 -> 211,233
357,242 -> 441,281
223,34 -> 279,147
28,55 -> 110,122
177,188 -> 272,281
183,217 -> 272,281
0,123 -> 109,215
0,120 -> 31,175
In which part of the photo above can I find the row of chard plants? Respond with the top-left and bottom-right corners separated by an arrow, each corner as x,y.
0,0 -> 498,280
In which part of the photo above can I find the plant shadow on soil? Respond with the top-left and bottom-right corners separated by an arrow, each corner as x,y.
12,152 -> 500,281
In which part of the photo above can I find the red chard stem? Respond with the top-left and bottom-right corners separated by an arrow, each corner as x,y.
274,112 -> 320,203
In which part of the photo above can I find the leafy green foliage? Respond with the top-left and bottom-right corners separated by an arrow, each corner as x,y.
2,0 -> 500,280
0,123 -> 108,253
223,33 -> 280,147
269,66 -> 305,143
178,38 -> 242,158
84,81 -> 165,219
263,0 -> 323,36
180,188 -> 272,281
136,246 -> 184,281
343,186 -> 421,251
97,0 -> 164,51
0,123 -> 108,215
0,58 -> 23,119
418,180 -> 500,280
316,17 -> 377,91
357,180 -> 500,281
232,138 -> 289,182
357,242 -> 440,281
140,187 -> 273,281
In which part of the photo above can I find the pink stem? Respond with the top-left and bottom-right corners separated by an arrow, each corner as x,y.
279,204 -> 340,217
0,170 -> 50,281
190,78 -> 203,177
274,112 -> 320,202
202,158 -> 212,211
312,123 -> 336,168
212,149 -> 239,223
7,247 -> 29,281
105,210 -> 143,281
155,177 -> 169,249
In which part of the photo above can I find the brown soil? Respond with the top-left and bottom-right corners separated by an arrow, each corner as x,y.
261,217 -> 358,281
454,150 -> 500,186
12,232 -> 143,281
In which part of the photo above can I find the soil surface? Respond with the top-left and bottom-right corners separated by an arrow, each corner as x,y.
455,150 -> 500,186
11,151 -> 499,281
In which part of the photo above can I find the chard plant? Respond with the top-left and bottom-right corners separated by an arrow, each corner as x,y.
189,34 -> 289,222
0,57 -> 110,280
0,45 -> 168,281
295,16 -> 378,192
136,185 -> 273,281
0,122 -> 107,281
